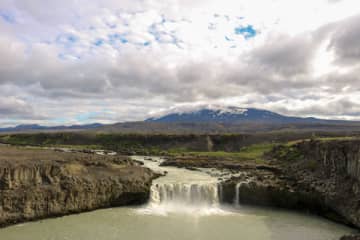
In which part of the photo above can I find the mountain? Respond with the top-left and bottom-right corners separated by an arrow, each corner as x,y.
2,106 -> 360,134
0,123 -> 103,133
146,106 -> 341,124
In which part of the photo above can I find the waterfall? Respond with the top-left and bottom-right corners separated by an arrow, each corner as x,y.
150,182 -> 220,206
139,181 -> 226,216
134,156 -> 229,216
234,182 -> 242,205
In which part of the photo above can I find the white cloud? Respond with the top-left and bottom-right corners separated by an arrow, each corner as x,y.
0,0 -> 359,126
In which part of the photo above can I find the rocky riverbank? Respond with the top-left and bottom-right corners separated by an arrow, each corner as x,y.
0,145 -> 157,227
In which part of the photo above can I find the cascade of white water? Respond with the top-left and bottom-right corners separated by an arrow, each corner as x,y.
150,182 -> 220,206
134,156 -> 229,216
138,181 -> 227,216
234,182 -> 242,205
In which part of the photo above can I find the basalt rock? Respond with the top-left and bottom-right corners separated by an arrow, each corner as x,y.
220,140 -> 360,229
269,140 -> 360,228
220,169 -> 347,225
340,235 -> 360,240
0,146 -> 157,227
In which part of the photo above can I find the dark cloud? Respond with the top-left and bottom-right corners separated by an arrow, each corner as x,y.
249,34 -> 318,76
0,97 -> 44,119
328,14 -> 360,65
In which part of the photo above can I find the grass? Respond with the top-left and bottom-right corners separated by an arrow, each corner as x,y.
316,136 -> 359,142
44,144 -> 103,150
169,143 -> 276,164
286,136 -> 359,146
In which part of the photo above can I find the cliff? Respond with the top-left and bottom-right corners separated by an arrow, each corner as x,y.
0,146 -> 157,226
222,139 -> 360,228
288,140 -> 360,228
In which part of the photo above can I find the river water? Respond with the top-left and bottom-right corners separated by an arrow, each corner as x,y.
0,156 -> 355,240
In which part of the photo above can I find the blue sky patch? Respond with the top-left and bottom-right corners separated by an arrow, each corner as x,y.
108,33 -> 128,44
56,34 -> 78,45
0,10 -> 16,24
75,111 -> 99,122
67,35 -> 77,43
94,39 -> 104,46
235,25 -> 257,39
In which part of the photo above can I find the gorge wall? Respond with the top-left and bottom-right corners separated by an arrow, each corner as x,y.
220,139 -> 360,228
296,140 -> 360,181
0,146 -> 157,227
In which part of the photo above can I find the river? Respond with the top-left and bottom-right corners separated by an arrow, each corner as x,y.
0,156 -> 354,240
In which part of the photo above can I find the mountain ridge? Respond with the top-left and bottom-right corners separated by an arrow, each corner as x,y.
1,106 -> 359,134
0,123 -> 103,133
146,106 -> 350,124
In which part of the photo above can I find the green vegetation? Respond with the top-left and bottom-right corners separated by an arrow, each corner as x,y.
286,136 -> 359,146
278,146 -> 304,161
169,143 -> 276,163
1,132 -> 359,158
316,136 -> 359,142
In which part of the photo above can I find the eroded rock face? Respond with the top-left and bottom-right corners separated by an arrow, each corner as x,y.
341,236 -> 360,240
228,140 -> 360,228
0,146 -> 157,227
220,169 -> 347,224
270,140 -> 360,227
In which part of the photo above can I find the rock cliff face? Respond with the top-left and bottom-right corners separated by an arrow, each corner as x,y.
295,140 -> 360,181
0,146 -> 157,227
290,140 -> 360,228
219,168 -> 346,224
221,140 -> 360,228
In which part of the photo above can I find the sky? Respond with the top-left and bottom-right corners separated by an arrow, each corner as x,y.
0,0 -> 360,126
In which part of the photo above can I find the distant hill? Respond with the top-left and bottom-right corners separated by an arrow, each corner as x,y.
146,106 -> 348,124
0,123 -> 103,133
1,106 -> 360,134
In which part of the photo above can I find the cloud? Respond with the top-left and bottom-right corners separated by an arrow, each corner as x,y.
248,33 -> 318,76
0,96 -> 40,118
328,14 -> 360,65
0,0 -> 359,126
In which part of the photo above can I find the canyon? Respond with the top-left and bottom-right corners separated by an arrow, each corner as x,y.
0,137 -> 360,239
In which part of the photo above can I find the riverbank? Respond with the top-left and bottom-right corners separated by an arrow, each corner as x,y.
0,145 -> 158,227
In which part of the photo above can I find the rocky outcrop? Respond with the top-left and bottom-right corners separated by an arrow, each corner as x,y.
268,140 -> 360,228
341,236 -> 360,240
220,139 -> 360,230
219,169 -> 348,225
0,146 -> 157,227
218,140 -> 360,229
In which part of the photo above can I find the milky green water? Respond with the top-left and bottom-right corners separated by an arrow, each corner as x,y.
0,205 -> 354,240
0,156 -> 355,240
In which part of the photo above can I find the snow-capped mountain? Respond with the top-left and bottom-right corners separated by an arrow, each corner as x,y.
146,105 -> 335,124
